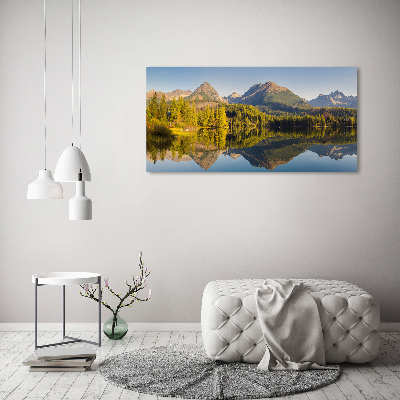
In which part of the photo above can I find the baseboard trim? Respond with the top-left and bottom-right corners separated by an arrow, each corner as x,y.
380,322 -> 400,332
0,322 -> 202,332
0,322 -> 398,332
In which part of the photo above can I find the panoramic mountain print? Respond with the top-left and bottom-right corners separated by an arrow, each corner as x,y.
146,67 -> 357,172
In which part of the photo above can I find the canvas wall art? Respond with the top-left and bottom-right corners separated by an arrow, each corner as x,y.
146,67 -> 357,172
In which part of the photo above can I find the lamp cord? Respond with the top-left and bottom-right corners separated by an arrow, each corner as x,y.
78,0 -> 84,174
79,0 -> 82,153
44,0 -> 47,170
71,0 -> 74,147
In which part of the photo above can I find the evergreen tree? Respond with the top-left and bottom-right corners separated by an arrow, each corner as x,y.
170,97 -> 178,122
204,105 -> 211,126
182,100 -> 191,124
177,97 -> 184,122
209,108 -> 215,125
190,103 -> 197,126
159,94 -> 167,124
148,92 -> 159,122
217,107 -> 228,128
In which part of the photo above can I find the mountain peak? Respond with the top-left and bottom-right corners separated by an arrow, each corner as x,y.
264,81 -> 288,92
223,91 -> 242,104
330,90 -> 345,98
228,92 -> 241,98
196,82 -> 214,91
237,80 -> 306,109
308,91 -> 357,108
146,88 -> 192,101
189,82 -> 226,103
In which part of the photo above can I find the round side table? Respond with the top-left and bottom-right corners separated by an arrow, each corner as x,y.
32,272 -> 102,349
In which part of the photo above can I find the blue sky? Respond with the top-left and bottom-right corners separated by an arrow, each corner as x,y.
146,67 -> 357,100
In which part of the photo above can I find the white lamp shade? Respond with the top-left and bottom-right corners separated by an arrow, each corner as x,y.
54,145 -> 91,182
69,181 -> 92,220
27,170 -> 64,199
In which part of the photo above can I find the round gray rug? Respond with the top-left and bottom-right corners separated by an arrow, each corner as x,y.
98,344 -> 340,399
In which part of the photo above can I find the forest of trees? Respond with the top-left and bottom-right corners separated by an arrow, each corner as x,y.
146,92 -> 357,136
225,104 -> 268,130
146,92 -> 227,130
256,105 -> 358,118
268,114 -> 357,130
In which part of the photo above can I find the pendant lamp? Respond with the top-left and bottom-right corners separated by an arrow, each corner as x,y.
54,145 -> 91,182
27,0 -> 63,200
69,171 -> 92,220
54,0 -> 92,220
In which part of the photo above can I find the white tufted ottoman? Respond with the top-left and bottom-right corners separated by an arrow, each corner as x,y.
201,279 -> 380,364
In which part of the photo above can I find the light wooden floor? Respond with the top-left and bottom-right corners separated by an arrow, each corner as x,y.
0,330 -> 399,400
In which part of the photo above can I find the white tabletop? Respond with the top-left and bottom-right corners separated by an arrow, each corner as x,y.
32,272 -> 101,285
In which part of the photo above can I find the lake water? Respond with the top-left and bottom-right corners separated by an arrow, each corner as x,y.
146,129 -> 357,172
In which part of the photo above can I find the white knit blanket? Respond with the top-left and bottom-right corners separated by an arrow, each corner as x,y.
255,279 -> 335,371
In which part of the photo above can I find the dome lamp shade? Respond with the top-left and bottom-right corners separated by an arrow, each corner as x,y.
27,170 -> 63,199
54,145 -> 91,182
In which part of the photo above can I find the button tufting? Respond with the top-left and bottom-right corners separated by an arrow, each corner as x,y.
203,278 -> 380,364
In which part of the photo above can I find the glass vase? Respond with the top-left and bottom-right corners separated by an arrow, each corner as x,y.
103,312 -> 128,340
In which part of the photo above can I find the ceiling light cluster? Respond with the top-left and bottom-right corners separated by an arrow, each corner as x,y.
27,0 -> 92,221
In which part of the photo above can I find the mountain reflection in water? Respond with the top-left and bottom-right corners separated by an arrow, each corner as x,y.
146,128 -> 357,172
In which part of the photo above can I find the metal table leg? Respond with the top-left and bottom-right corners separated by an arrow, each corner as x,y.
98,276 -> 102,347
35,278 -> 38,350
34,276 -> 102,349
63,285 -> 65,338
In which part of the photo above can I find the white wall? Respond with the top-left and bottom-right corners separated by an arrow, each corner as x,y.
1,0 -> 400,323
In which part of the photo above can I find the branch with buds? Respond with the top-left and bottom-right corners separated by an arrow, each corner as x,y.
79,252 -> 152,319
